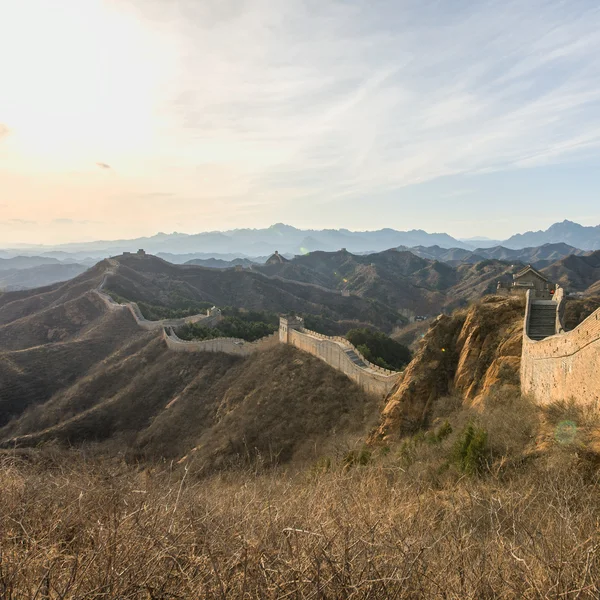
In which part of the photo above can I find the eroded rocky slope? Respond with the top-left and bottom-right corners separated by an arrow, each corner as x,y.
375,295 -> 524,440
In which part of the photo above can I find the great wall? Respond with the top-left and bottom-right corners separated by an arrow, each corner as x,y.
95,257 -> 600,403
521,286 -> 600,407
94,262 -> 402,396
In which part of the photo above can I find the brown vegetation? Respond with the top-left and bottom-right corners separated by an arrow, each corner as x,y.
1,391 -> 599,599
563,296 -> 600,330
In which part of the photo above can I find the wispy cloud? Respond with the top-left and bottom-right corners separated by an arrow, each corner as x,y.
136,192 -> 176,198
0,123 -> 9,139
96,162 -> 111,169
132,0 -> 600,204
2,219 -> 37,225
52,218 -> 102,225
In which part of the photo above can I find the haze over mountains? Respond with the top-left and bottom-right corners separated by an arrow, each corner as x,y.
2,220 -> 599,292
4,220 -> 600,263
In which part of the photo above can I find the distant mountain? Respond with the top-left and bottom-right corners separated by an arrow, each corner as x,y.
541,251 -> 600,294
254,248 -> 521,314
5,221 -> 600,262
503,220 -> 600,250
0,263 -> 89,291
184,257 -> 257,269
405,243 -> 587,269
0,256 -> 63,271
459,237 -> 503,249
2,224 -> 471,258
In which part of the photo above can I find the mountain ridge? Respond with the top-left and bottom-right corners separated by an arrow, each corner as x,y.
4,220 -> 600,260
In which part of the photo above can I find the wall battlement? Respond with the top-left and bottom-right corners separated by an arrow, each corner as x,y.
521,288 -> 600,407
286,327 -> 401,396
163,328 -> 279,356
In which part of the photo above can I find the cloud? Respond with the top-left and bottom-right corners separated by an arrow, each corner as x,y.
136,192 -> 176,198
2,219 -> 37,225
0,124 -> 9,138
129,0 -> 600,205
52,218 -> 102,225
96,162 -> 111,169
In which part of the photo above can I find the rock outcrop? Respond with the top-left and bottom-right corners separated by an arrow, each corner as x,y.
375,295 -> 524,440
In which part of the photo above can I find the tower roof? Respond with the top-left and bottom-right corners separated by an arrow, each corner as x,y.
265,251 -> 289,265
513,264 -> 551,282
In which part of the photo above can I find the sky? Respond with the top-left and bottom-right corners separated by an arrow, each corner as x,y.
1,0 -> 600,245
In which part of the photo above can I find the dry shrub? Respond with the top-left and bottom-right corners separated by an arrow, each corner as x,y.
1,441 -> 600,599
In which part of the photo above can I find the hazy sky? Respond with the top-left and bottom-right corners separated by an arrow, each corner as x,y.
2,0 -> 600,245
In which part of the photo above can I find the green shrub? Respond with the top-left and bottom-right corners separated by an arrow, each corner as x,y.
176,308 -> 279,342
344,447 -> 372,468
425,420 -> 453,444
346,328 -> 412,371
137,300 -> 213,321
452,423 -> 489,475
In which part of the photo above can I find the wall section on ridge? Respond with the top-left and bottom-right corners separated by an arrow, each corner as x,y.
287,329 -> 401,397
163,329 -> 279,356
521,292 -> 600,407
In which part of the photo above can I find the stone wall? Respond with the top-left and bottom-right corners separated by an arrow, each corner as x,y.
94,277 -> 221,331
163,329 -> 279,356
298,327 -> 398,376
95,265 -> 402,396
521,289 -> 600,407
287,328 -> 401,397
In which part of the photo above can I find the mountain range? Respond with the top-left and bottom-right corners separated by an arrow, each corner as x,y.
504,220 -> 600,250
4,220 -> 600,262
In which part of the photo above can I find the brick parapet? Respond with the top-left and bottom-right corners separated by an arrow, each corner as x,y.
163,329 -> 279,356
287,328 -> 401,397
301,327 -> 398,376
521,288 -> 600,406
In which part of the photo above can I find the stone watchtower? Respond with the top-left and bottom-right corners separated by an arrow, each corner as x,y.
279,315 -> 304,343
497,265 -> 555,300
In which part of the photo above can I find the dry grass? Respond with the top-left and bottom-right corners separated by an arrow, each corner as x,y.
1,434 -> 599,599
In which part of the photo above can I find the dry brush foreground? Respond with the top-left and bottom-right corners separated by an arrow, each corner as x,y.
1,437 -> 599,599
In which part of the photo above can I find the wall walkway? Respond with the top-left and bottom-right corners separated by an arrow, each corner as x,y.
94,264 -> 403,397
94,269 -> 221,331
521,288 -> 600,407
284,326 -> 402,397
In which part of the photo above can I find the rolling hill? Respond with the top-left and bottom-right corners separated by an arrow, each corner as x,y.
254,248 -> 521,314
541,251 -> 600,294
0,260 -> 377,466
405,242 -> 587,268
107,253 -> 401,332
0,262 -> 89,291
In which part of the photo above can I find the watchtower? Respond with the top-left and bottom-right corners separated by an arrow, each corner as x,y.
279,315 -> 304,343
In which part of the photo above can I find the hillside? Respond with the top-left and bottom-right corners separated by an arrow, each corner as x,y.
0,262 -> 88,291
254,248 -> 519,314
408,242 -> 586,268
0,259 -> 378,466
541,250 -> 600,293
107,253 -> 401,332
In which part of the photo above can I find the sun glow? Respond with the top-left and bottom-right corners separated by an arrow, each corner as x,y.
0,0 -> 176,173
